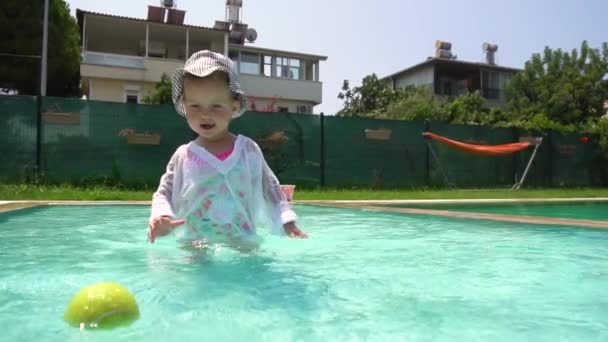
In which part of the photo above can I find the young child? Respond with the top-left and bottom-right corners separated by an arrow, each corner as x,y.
148,50 -> 307,249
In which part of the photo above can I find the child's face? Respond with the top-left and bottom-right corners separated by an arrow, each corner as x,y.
183,74 -> 240,142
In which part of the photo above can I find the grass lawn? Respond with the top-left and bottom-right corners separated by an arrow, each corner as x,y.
1,184 -> 608,201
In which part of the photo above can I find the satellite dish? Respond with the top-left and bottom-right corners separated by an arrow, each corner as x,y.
245,28 -> 258,43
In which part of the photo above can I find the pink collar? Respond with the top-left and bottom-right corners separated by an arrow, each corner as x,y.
214,148 -> 234,161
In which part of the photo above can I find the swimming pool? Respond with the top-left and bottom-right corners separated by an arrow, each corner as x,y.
1,205 -> 607,341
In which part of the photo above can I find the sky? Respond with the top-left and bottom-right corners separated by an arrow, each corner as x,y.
67,0 -> 608,114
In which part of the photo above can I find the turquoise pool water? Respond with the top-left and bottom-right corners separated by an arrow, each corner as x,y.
0,205 -> 607,341
387,201 -> 608,221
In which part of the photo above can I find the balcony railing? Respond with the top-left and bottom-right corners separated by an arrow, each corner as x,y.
83,51 -> 145,69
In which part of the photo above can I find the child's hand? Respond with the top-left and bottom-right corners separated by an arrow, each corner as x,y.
283,222 -> 308,238
148,216 -> 185,243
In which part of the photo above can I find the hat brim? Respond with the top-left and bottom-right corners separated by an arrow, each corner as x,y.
172,67 -> 249,119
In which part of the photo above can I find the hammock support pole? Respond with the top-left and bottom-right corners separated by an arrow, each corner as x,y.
425,139 -> 456,189
511,137 -> 543,191
422,132 -> 542,190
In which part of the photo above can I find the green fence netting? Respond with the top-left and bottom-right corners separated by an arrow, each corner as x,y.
323,116 -> 427,187
0,95 -> 38,182
1,95 -> 606,188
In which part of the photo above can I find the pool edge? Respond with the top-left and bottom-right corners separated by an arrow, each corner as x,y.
0,200 -> 151,213
1,199 -> 607,229
0,202 -> 48,213
304,200 -> 608,229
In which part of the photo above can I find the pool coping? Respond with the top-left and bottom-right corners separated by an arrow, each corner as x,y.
303,198 -> 608,229
0,201 -> 150,213
1,198 -> 607,229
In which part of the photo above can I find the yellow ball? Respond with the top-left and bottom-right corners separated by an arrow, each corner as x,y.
64,282 -> 140,329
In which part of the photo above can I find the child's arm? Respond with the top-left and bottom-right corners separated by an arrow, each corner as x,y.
260,155 -> 308,238
148,152 -> 184,242
261,160 -> 296,222
151,154 -> 177,219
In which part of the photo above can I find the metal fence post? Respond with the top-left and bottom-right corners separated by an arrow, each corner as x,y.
320,112 -> 326,187
424,119 -> 430,187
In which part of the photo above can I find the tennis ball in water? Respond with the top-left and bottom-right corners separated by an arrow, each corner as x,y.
64,282 -> 139,329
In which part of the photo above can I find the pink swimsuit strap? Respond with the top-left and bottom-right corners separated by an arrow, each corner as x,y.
215,148 -> 234,161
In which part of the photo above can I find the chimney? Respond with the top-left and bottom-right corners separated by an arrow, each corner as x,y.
226,0 -> 243,24
483,42 -> 498,65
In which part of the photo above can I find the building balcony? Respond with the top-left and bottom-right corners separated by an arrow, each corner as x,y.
83,51 -> 145,69
238,73 -> 323,104
79,10 -> 226,82
81,51 -> 185,83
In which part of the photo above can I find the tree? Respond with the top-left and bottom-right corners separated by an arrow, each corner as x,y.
143,73 -> 172,104
0,0 -> 80,97
382,86 -> 449,121
444,91 -> 485,124
337,40 -> 608,130
337,74 -> 400,117
336,74 -> 449,121
504,40 -> 608,126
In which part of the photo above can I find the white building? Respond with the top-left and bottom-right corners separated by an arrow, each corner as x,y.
229,45 -> 325,114
381,41 -> 520,108
76,2 -> 326,114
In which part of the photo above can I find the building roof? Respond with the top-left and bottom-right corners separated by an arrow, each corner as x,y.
230,44 -> 328,61
381,57 -> 522,80
76,9 -> 228,33
76,9 -> 327,61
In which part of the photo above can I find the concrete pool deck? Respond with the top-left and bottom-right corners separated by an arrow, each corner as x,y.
1,198 -> 608,229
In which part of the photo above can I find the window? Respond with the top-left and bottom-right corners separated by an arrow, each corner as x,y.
228,51 -> 239,65
126,94 -> 139,104
276,57 -> 288,78
438,78 -> 454,96
263,56 -> 273,77
481,70 -> 500,99
482,71 -> 499,89
278,106 -> 289,112
289,59 -> 300,80
442,80 -> 452,96
297,104 -> 311,114
124,89 -> 140,104
240,52 -> 260,75
501,73 -> 513,87
275,57 -> 301,80
304,61 -> 316,81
